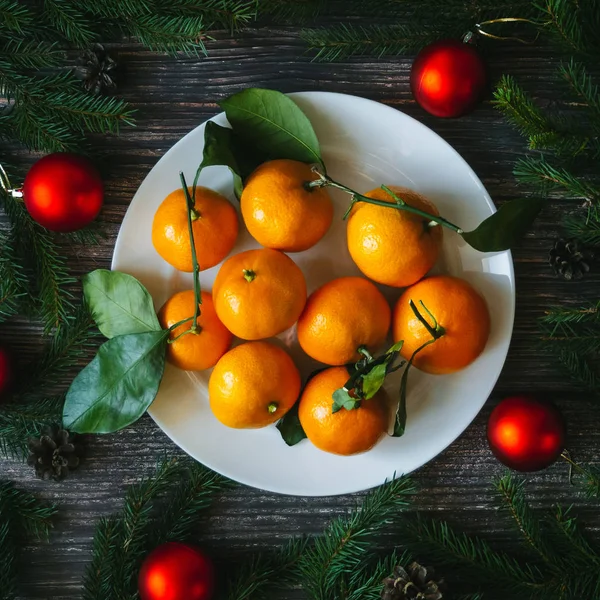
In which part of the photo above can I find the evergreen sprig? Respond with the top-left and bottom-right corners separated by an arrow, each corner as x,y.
301,23 -> 445,62
226,538 -> 308,600
0,481 -> 56,600
297,476 -> 416,600
0,305 -> 99,457
82,457 -> 231,600
539,304 -> 600,394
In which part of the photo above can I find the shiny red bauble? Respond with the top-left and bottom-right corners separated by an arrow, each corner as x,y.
0,345 -> 13,401
410,39 -> 487,118
0,346 -> 13,402
23,153 -> 103,232
138,542 -> 215,600
487,396 -> 565,472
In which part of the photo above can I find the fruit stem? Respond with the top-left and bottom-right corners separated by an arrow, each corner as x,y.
243,269 -> 256,283
268,402 -> 278,414
409,300 -> 446,340
180,172 -> 202,334
190,208 -> 201,220
307,168 -> 464,234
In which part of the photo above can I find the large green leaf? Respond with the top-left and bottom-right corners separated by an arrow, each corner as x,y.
219,88 -> 325,169
197,121 -> 266,199
83,269 -> 161,339
462,198 -> 545,252
63,330 -> 168,433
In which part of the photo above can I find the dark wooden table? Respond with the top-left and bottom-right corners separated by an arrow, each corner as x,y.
3,20 -> 600,600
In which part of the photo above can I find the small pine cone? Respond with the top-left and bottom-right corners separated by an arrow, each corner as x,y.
381,562 -> 445,600
27,425 -> 82,481
549,238 -> 594,281
77,43 -> 117,94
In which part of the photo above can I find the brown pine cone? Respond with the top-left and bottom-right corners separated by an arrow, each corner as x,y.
27,425 -> 82,481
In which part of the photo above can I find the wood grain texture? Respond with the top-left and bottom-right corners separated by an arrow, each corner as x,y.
1,21 -> 600,600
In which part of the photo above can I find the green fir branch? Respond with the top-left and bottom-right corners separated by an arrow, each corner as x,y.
346,550 -> 411,600
300,23 -> 443,62
0,394 -> 65,457
562,214 -> 600,246
549,504 -> 600,568
0,481 -> 56,599
127,15 -> 210,56
0,228 -> 29,323
59,220 -> 106,246
1,192 -> 76,333
494,473 -> 562,569
0,0 -> 32,34
298,477 -> 415,600
15,306 -> 98,397
0,39 -> 62,70
162,0 -> 257,31
554,349 -> 599,394
259,0 -> 323,23
537,0 -> 600,57
514,156 -> 600,203
493,74 -> 596,156
0,481 -> 56,540
399,516 -> 546,596
227,538 -> 308,600
559,60 -> 600,122
42,0 -> 96,46
82,458 -> 230,600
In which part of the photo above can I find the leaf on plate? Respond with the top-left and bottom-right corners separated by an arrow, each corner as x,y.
219,88 -> 325,169
276,403 -> 307,447
461,198 -> 545,252
83,269 -> 161,339
63,330 -> 169,434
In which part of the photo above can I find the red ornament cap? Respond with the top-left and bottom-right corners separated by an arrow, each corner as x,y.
23,153 -> 103,232
487,396 -> 565,472
410,38 -> 487,118
138,542 -> 215,600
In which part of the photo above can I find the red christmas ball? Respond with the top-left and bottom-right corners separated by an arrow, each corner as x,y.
487,396 -> 565,472
0,345 -> 13,402
410,39 -> 487,118
138,542 -> 215,600
23,153 -> 103,232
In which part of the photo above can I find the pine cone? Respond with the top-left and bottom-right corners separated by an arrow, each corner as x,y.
77,43 -> 117,94
381,562 -> 445,600
27,425 -> 82,481
549,238 -> 594,280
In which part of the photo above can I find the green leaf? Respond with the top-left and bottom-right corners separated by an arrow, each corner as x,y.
393,339 -> 435,437
276,403 -> 306,446
462,198 -> 545,252
219,88 -> 325,169
332,387 -> 359,413
83,270 -> 161,339
63,330 -> 168,433
198,122 -> 245,199
361,363 -> 388,400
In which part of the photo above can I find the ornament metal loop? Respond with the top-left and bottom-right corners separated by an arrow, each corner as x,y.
0,163 -> 23,198
475,17 -> 539,45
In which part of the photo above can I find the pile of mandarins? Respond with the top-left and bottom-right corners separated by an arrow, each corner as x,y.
152,159 -> 490,456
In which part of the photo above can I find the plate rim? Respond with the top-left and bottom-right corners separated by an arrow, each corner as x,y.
112,90 -> 516,496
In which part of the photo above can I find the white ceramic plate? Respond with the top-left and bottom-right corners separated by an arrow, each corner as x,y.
112,92 -> 515,497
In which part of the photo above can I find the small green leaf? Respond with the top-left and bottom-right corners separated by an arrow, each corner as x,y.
63,330 -> 168,433
393,339 -> 436,437
332,387 -> 359,413
462,198 -> 545,252
83,269 -> 161,339
387,340 -> 404,353
361,363 -> 388,400
276,403 -> 306,446
219,88 -> 325,169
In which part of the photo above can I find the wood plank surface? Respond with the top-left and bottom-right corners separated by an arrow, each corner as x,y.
2,20 -> 600,600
